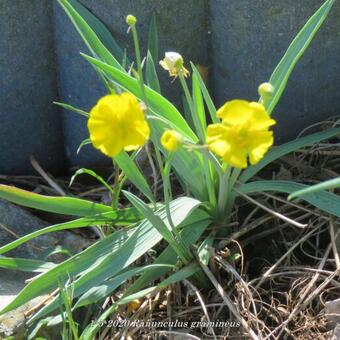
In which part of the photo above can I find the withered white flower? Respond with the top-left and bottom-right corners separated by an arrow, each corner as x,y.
159,52 -> 189,78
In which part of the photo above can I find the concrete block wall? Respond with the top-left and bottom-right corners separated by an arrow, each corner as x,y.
0,1 -> 65,175
0,0 -> 339,174
209,0 -> 340,143
53,0 -> 208,169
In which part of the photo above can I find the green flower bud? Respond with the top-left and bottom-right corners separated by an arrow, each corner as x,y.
258,82 -> 274,98
126,15 -> 137,26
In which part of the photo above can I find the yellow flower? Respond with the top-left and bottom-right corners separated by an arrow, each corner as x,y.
206,100 -> 276,169
160,52 -> 189,78
88,93 -> 150,157
161,130 -> 183,152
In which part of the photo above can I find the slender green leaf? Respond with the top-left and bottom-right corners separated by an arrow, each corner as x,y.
115,151 -> 155,203
82,54 -> 197,141
148,13 -> 159,62
123,191 -> 176,245
26,198 -> 202,322
53,102 -> 89,117
265,0 -> 335,114
0,185 -> 111,216
288,177 -> 340,200
81,264 -> 199,339
125,211 -> 211,295
240,127 -> 340,183
67,0 -> 126,63
192,72 -> 207,140
58,0 -> 124,71
74,264 -> 174,308
182,94 -> 194,129
70,168 -> 114,196
159,264 -> 200,288
238,180 -> 340,217
0,257 -> 56,273
146,51 -> 161,93
0,209 -> 141,256
190,62 -> 218,124
77,138 -> 91,154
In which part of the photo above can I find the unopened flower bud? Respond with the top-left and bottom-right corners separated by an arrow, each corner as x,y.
161,130 -> 183,152
258,82 -> 274,100
126,15 -> 137,26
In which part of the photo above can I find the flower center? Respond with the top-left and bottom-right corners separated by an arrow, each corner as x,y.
229,124 -> 250,148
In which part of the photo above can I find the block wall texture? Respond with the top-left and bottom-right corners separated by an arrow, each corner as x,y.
0,0 -> 339,173
0,1 -> 65,174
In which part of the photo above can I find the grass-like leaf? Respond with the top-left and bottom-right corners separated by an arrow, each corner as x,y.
238,180 -> 340,218
74,264 -> 174,309
288,177 -> 340,200
264,0 -> 335,114
240,127 -> 340,183
190,62 -> 218,124
53,101 -> 89,118
0,185 -> 111,216
58,0 -> 124,70
81,264 -> 199,338
148,13 -> 159,63
146,51 -> 161,93
115,151 -> 155,203
0,209 -> 141,256
0,257 -> 56,273
82,54 -> 197,142
24,198 -> 202,322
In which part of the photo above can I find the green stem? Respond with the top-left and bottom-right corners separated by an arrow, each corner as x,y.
217,166 -> 231,219
179,74 -> 216,207
130,23 -> 163,206
131,25 -> 147,104
163,156 -> 192,264
111,160 -> 121,210
179,74 -> 204,141
179,74 -> 194,113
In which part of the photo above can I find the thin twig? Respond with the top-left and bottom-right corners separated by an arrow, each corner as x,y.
196,255 -> 259,340
234,189 -> 307,229
330,219 -> 340,269
255,222 -> 327,289
0,222 -> 20,239
30,155 -> 66,196
184,280 -> 218,340
215,255 -> 262,338
266,238 -> 334,339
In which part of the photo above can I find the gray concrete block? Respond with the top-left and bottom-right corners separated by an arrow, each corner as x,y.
209,0 -> 340,142
53,0 -> 208,168
0,0 -> 65,175
0,199 -> 91,259
0,199 -> 91,338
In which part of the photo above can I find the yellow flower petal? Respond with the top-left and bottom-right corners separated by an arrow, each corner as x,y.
88,93 -> 150,157
248,102 -> 276,130
206,124 -> 231,158
206,99 -> 276,168
248,131 -> 274,165
216,100 -> 253,123
228,148 -> 248,169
